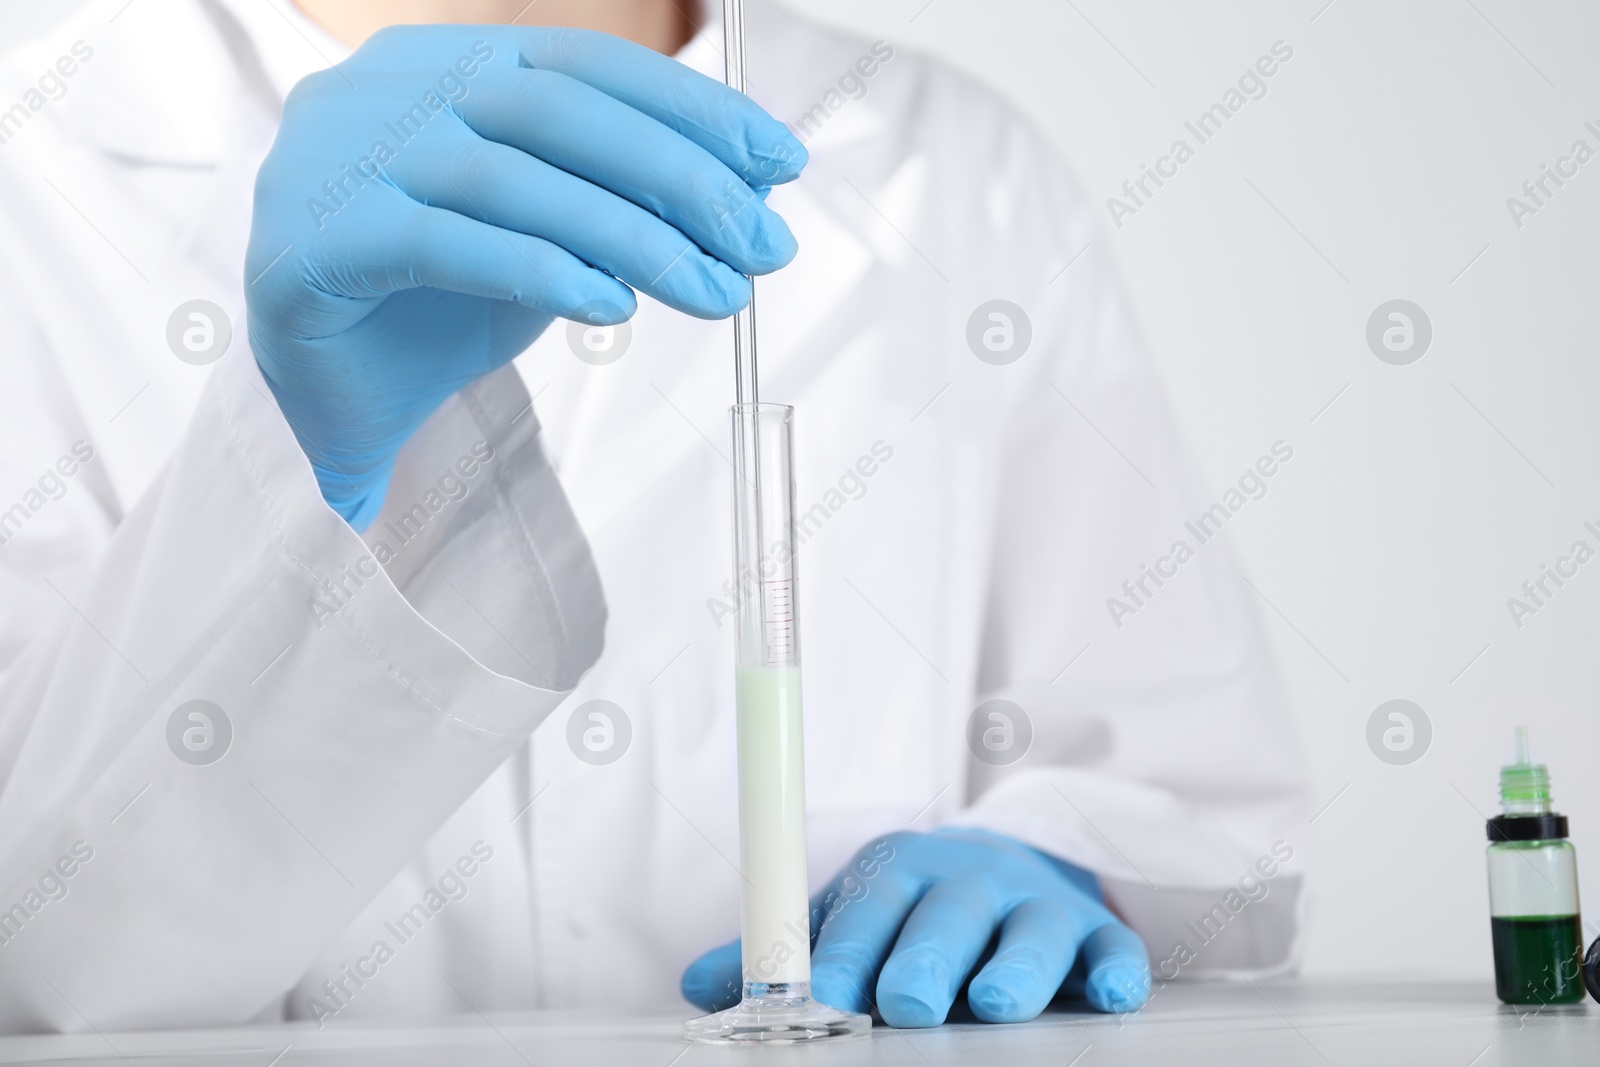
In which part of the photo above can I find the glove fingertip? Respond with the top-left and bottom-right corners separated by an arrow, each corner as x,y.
1084,961 -> 1151,1014
755,125 -> 808,183
877,989 -> 946,1029
560,284 -> 636,328
966,983 -> 1025,1024
748,215 -> 800,275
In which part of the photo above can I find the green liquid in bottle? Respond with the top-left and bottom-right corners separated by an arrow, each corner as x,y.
1490,915 -> 1584,1004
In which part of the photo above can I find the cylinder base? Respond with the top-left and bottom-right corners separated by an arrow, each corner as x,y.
685,983 -> 871,1044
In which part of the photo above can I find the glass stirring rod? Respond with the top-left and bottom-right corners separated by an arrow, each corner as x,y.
722,0 -> 767,669
723,0 -> 760,410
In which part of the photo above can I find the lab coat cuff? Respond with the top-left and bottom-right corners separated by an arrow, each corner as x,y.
219,349 -> 605,729
354,362 -> 606,694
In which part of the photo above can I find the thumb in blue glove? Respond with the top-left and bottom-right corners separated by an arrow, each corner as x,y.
681,828 -> 1151,1028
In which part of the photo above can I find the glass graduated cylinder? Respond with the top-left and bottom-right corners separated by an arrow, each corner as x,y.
684,404 -> 869,1043
731,404 -> 808,987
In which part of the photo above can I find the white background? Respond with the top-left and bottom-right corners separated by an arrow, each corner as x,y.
4,0 -> 1598,982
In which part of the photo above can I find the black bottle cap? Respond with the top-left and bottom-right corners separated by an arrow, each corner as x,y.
1584,937 -> 1600,1004
1486,814 -> 1569,842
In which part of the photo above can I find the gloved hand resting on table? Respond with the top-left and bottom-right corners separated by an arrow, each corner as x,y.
682,828 -> 1151,1027
246,26 -> 806,529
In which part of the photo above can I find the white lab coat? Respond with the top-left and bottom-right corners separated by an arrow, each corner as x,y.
0,0 -> 1309,1032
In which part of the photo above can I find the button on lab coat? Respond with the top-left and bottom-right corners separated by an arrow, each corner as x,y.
0,0 -> 1309,1031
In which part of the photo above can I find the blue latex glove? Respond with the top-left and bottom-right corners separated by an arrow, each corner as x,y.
682,828 -> 1151,1027
246,26 -> 806,529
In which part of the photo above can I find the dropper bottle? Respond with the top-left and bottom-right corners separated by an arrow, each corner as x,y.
1486,728 -> 1584,1004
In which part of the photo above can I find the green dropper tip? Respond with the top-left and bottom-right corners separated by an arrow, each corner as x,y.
1500,726 -> 1552,810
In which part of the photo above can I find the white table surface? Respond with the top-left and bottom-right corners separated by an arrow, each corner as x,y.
0,981 -> 1591,1066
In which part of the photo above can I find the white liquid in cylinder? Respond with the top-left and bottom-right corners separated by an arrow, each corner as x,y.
735,665 -> 811,986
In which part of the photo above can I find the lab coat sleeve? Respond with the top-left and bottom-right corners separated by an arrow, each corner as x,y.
0,344 -> 604,1033
939,117 -> 1310,980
